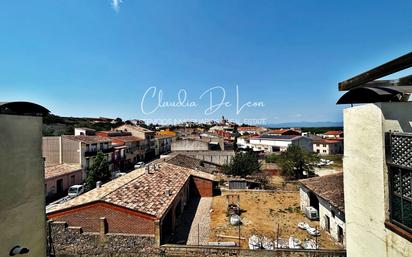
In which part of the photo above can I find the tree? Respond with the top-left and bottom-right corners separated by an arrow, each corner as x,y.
85,151 -> 111,191
223,152 -> 261,177
277,144 -> 319,180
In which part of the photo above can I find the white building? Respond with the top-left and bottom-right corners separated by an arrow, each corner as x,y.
313,139 -> 343,155
300,173 -> 345,246
248,135 -> 313,153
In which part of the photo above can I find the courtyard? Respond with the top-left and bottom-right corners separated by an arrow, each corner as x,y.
208,191 -> 343,249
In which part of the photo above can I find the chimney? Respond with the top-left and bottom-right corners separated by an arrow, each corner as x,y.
165,189 -> 171,196
96,181 -> 102,188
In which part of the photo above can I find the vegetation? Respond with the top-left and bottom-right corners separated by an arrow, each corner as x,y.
276,144 -> 319,180
85,151 -> 111,191
223,151 -> 260,177
42,113 -> 125,136
301,127 -> 343,134
265,153 -> 279,163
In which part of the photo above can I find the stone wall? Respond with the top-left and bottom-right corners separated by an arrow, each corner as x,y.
160,245 -> 346,257
49,221 -> 157,256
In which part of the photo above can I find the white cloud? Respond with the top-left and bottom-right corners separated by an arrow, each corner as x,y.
111,0 -> 123,13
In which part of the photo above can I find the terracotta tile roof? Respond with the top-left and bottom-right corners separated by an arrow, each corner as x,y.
324,130 -> 344,135
45,163 -> 81,180
313,139 -> 342,144
238,126 -> 258,131
155,134 -> 175,139
299,173 -> 344,213
113,136 -> 145,142
63,135 -> 112,144
47,163 -> 213,218
268,129 -> 300,135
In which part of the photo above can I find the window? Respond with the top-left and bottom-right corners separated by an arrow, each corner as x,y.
85,158 -> 90,168
389,167 -> 412,233
70,175 -> 75,185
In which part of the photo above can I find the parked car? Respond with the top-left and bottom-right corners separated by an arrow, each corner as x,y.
134,161 -> 145,169
68,185 -> 84,197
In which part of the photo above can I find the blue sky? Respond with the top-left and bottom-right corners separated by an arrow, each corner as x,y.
1,0 -> 412,125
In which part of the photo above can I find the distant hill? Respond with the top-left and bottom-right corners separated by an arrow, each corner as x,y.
266,121 -> 343,128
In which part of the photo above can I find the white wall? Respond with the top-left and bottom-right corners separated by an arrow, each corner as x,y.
344,102 -> 412,257
319,204 -> 345,246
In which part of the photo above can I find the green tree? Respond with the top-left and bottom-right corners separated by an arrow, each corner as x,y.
85,151 -> 111,191
223,152 -> 261,177
277,144 -> 319,180
265,153 -> 278,163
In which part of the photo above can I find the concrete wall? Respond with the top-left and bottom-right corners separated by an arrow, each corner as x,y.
174,150 -> 235,166
344,102 -> 412,257
172,139 -> 209,151
43,136 -> 61,165
62,137 -> 81,164
0,114 -> 46,257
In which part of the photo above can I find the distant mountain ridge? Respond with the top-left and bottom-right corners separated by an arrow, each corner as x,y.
265,121 -> 343,128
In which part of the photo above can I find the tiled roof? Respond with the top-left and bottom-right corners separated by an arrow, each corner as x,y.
324,130 -> 344,135
256,135 -> 301,140
238,126 -> 258,131
116,124 -> 154,133
63,135 -> 112,144
299,173 -> 344,213
155,134 -> 175,139
45,163 -> 81,180
268,129 -> 300,135
313,139 -> 342,144
47,163 -> 214,218
113,136 -> 145,142
166,154 -> 219,179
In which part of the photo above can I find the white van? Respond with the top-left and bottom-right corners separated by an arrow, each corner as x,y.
68,185 -> 84,197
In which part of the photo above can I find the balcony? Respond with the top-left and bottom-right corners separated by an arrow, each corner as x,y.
84,147 -> 114,157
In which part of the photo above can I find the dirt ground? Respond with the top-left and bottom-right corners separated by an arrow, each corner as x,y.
209,191 -> 343,249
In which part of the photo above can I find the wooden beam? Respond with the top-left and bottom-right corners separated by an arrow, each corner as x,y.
339,52 -> 412,91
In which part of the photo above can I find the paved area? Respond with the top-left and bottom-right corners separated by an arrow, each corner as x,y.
186,197 -> 212,245
171,197 -> 212,245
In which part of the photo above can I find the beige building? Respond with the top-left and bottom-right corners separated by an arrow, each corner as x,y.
115,125 -> 155,160
43,135 -> 114,179
155,134 -> 174,156
344,103 -> 412,257
0,101 -> 49,257
313,139 -> 343,155
45,163 -> 82,200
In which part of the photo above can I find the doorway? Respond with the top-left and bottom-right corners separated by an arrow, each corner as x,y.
56,179 -> 63,196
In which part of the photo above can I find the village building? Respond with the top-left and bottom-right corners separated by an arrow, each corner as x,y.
45,163 -> 82,201
154,134 -> 174,156
115,124 -> 156,160
321,130 -> 344,139
313,139 -> 343,155
267,128 -> 301,136
237,126 -> 268,135
299,173 -> 345,246
47,163 -> 217,245
248,134 -> 313,152
43,135 -> 114,179
96,130 -> 146,170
